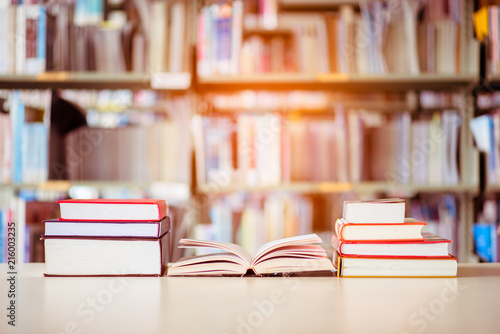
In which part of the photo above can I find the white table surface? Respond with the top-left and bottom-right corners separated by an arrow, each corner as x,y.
1,263 -> 500,334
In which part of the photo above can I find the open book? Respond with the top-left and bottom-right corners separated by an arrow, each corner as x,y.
168,234 -> 335,276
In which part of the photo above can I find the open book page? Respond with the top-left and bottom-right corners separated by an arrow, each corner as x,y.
252,234 -> 323,266
168,254 -> 248,276
170,253 -> 249,267
178,239 -> 253,265
254,245 -> 328,265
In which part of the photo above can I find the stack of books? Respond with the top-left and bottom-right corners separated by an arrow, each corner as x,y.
43,199 -> 170,277
333,199 -> 457,277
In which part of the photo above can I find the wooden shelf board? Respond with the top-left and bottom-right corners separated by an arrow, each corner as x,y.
197,74 -> 477,92
197,182 -> 476,195
0,181 -> 190,191
280,0 -> 364,9
485,184 -> 500,192
0,72 -> 191,90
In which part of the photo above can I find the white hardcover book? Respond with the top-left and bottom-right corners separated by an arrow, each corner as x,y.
264,197 -> 285,242
238,206 -> 264,256
132,32 -> 145,72
334,104 -> 348,182
354,16 -> 368,74
149,1 -> 168,72
348,111 -> 362,183
7,5 -> 16,73
25,5 -> 46,74
230,0 -> 243,75
402,0 -> 420,74
397,113 -> 412,183
16,5 -> 26,74
445,111 -> 461,184
15,197 -> 26,263
271,115 -> 282,184
0,1 -> 8,74
197,8 -> 210,76
342,199 -> 405,224
169,1 -> 185,73
315,18 -> 330,73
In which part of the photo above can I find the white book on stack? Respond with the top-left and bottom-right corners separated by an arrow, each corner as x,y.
343,198 -> 405,224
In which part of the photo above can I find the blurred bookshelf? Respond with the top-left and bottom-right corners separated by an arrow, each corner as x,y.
0,0 -> 488,264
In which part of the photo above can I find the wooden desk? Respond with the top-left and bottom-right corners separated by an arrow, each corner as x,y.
1,263 -> 500,334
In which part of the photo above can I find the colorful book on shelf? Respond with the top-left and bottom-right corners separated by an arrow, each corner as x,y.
343,198 -> 405,224
332,232 -> 451,257
335,218 -> 426,241
43,216 -> 170,238
334,250 -> 457,278
168,234 -> 335,276
473,223 -> 499,263
43,231 -> 170,277
57,199 -> 168,221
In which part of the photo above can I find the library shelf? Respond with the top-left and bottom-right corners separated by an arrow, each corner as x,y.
484,184 -> 500,193
0,72 -> 191,90
280,0 -> 364,9
205,101 -> 461,114
196,182 -> 477,195
196,74 -> 477,92
0,180 -> 190,193
486,74 -> 500,89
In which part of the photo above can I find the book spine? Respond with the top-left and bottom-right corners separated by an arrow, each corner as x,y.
15,4 -> 25,74
230,0 -> 243,75
215,5 -> 231,75
0,2 -> 7,74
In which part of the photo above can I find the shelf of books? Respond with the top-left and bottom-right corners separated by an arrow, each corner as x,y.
471,0 -> 500,264
0,0 -> 485,265
0,1 -> 193,89
192,0 -> 479,263
0,87 -> 193,264
196,0 -> 478,86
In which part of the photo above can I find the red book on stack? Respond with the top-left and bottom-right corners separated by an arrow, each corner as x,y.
58,199 -> 168,221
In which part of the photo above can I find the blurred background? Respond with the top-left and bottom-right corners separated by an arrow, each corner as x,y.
0,0 -> 499,264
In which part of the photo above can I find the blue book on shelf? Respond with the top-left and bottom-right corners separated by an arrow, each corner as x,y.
37,5 -> 46,70
473,223 -> 498,262
10,91 -> 24,184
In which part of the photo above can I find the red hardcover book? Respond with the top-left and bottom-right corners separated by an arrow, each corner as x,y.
43,216 -> 171,238
57,199 -> 168,221
335,218 -> 426,241
332,232 -> 451,257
